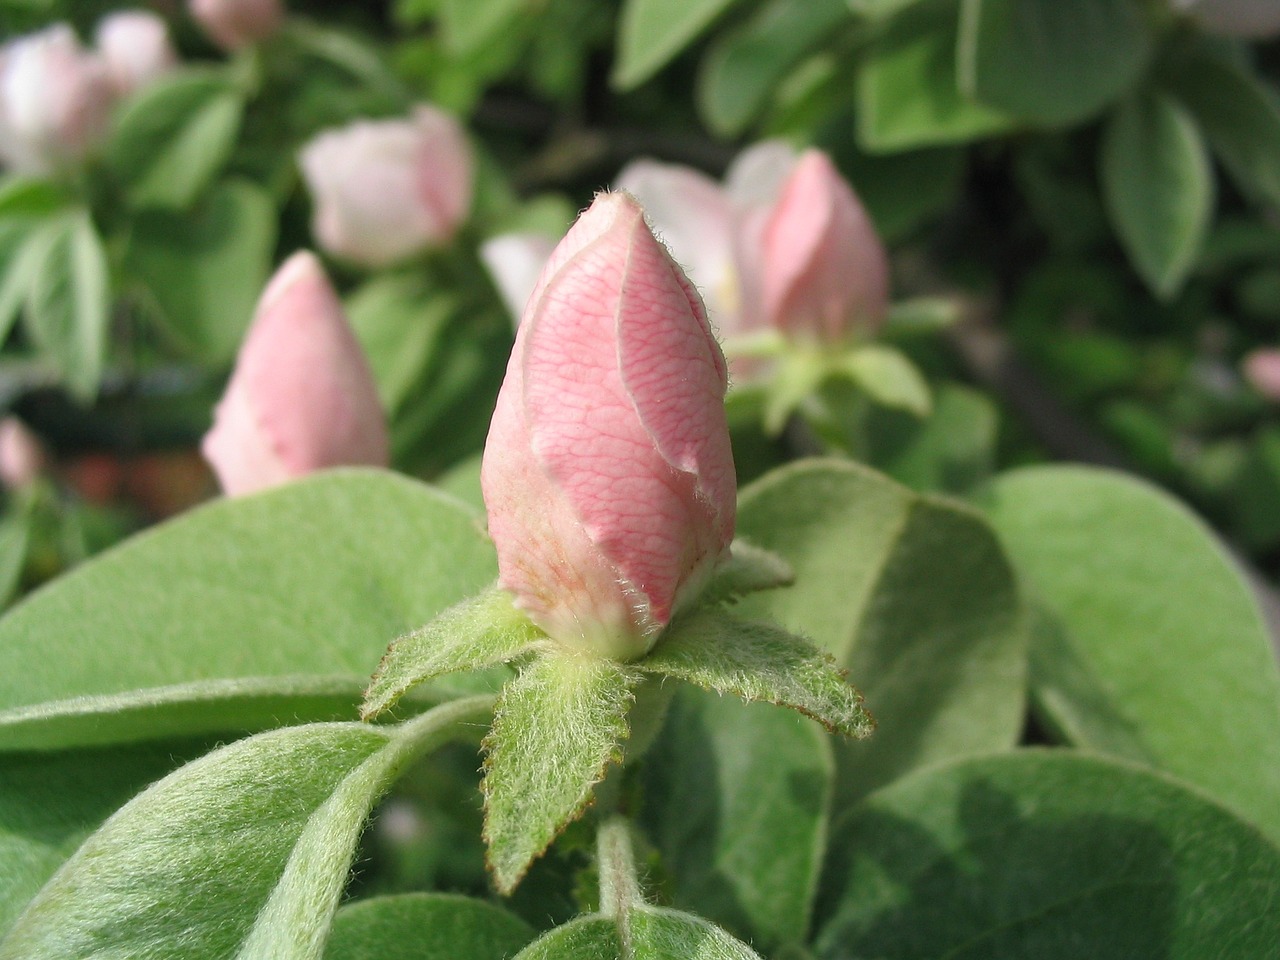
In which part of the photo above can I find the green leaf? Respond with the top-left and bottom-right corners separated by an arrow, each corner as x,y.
362,586 -> 543,720
642,688 -> 833,949
23,212 -> 109,402
840,147 -> 967,241
734,460 -> 1026,804
346,274 -> 458,416
981,466 -> 1280,844
512,909 -> 763,960
701,540 -> 795,605
815,750 -> 1280,959
764,350 -> 828,434
642,608 -> 873,739
0,470 -> 496,750
613,0 -> 746,90
109,70 -> 245,210
0,700 -> 489,960
1100,91 -> 1213,299
511,916 -> 620,960
1167,46 -> 1280,208
863,382 -> 998,494
0,221 -> 45,343
0,511 -> 28,609
0,741 -> 206,940
957,0 -> 1151,127
440,0 -> 530,54
126,179 -> 276,363
696,0 -> 849,136
0,177 -> 69,219
839,344 -> 932,416
482,652 -> 638,893
857,0 -> 1014,152
325,894 -> 534,960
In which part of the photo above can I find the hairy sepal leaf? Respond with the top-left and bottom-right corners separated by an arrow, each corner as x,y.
363,586 -> 544,720
641,607 -> 874,739
482,652 -> 639,894
700,540 -> 794,606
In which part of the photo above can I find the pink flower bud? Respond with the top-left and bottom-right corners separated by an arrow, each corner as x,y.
1175,0 -> 1280,37
188,0 -> 284,51
95,10 -> 177,97
749,150 -> 889,344
0,417 -> 47,489
481,193 -> 736,660
201,251 -> 389,496
298,106 -> 472,268
1244,349 -> 1280,401
0,25 -> 113,175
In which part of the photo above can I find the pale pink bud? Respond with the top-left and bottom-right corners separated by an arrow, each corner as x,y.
0,25 -> 113,175
1244,349 -> 1280,401
1175,0 -> 1280,37
751,150 -> 889,344
95,10 -> 177,97
0,417 -> 47,489
188,0 -> 284,51
481,192 -> 736,660
615,160 -> 739,333
201,251 -> 389,496
479,232 -> 557,326
298,106 -> 472,268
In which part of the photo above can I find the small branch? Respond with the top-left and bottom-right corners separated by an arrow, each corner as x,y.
597,816 -> 643,960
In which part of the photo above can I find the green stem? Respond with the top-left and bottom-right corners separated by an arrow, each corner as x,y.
597,816 -> 644,922
386,694 -> 496,775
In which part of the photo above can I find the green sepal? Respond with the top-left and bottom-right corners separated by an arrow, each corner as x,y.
701,540 -> 795,606
362,586 -> 545,720
763,350 -> 828,435
836,345 -> 932,418
640,607 -> 874,739
482,652 -> 639,894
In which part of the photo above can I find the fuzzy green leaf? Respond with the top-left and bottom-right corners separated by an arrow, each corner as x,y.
641,608 -> 873,739
642,688 -> 833,949
324,894 -> 534,960
0,699 -> 489,960
0,471 -> 495,750
483,653 -> 638,893
982,465 -> 1280,844
0,741 -> 207,940
362,587 -> 543,720
815,751 -> 1280,959
511,908 -> 763,960
734,460 -> 1026,804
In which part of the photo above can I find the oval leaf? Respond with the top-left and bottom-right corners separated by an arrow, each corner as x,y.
613,0 -> 745,90
0,470 -> 496,749
982,465 -> 1280,844
109,70 -> 244,210
815,750 -> 1280,959
23,212 -> 109,401
324,894 -> 533,960
735,460 -> 1026,805
958,0 -> 1151,126
857,0 -> 1014,152
0,701 -> 488,960
1101,91 -> 1213,299
641,688 -> 833,949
